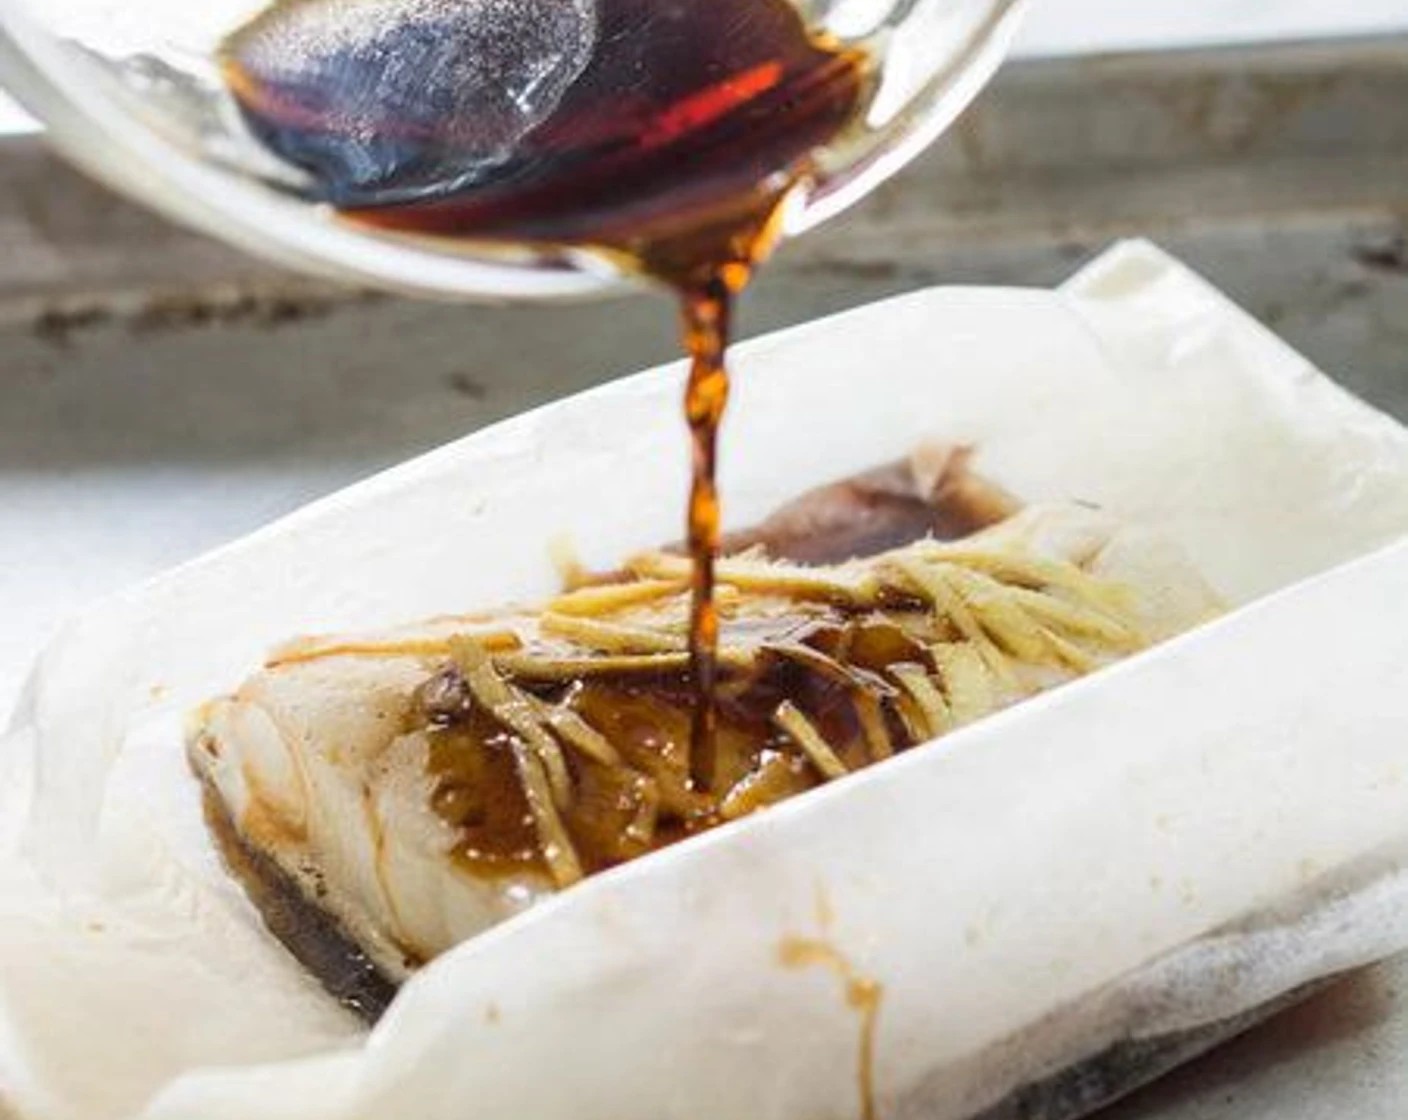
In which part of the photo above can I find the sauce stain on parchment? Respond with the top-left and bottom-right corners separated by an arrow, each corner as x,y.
777,926 -> 884,1120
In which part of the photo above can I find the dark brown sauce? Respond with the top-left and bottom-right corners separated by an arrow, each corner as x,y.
410,611 -> 938,880
427,715 -> 543,870
224,0 -> 871,785
680,277 -> 732,793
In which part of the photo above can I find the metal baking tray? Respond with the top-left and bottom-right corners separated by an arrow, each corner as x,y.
2,33 -> 1407,1120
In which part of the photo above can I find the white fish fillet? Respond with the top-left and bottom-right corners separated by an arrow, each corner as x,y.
189,500 -> 1222,1014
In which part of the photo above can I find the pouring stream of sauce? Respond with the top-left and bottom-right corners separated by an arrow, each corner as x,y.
223,0 -> 871,786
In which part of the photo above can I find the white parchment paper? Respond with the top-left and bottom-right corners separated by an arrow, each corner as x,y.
5,241 -> 1408,1120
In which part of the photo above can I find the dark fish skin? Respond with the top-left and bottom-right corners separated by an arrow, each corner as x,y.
619,444 -> 1020,573
200,781 -> 399,1022
720,446 -> 1020,565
